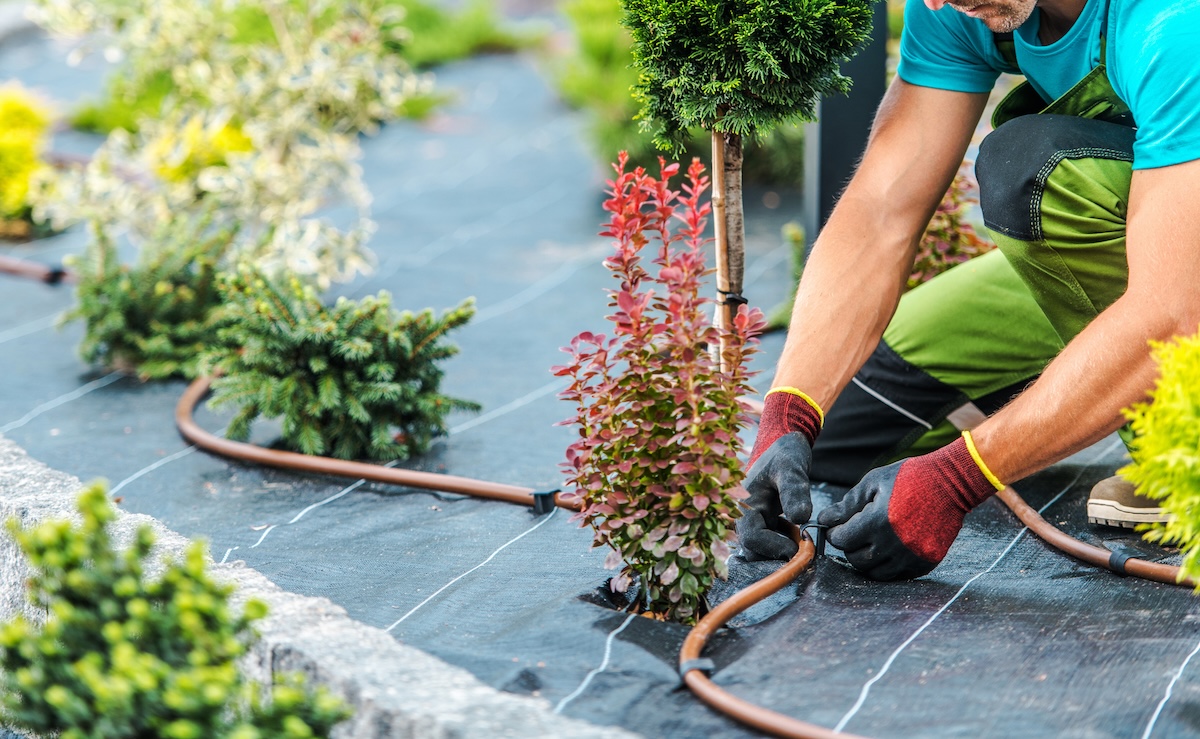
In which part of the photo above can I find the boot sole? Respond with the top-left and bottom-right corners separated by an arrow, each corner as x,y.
1086,499 -> 1171,529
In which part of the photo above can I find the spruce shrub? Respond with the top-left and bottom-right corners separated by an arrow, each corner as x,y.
61,212 -> 236,380
1120,330 -> 1200,586
556,156 -> 765,623
0,483 -> 350,738
205,268 -> 478,461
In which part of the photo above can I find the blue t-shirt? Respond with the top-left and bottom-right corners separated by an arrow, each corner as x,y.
897,0 -> 1200,170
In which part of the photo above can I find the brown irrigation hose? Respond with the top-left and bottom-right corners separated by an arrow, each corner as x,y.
996,486 -> 1196,587
175,376 -> 581,512
680,530 -> 868,739
175,373 -> 1197,737
0,254 -> 73,284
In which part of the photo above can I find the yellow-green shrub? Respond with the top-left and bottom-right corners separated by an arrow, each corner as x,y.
0,483 -> 350,737
1121,330 -> 1200,586
0,84 -> 51,220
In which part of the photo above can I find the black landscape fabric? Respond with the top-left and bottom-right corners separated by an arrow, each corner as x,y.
3,24 -> 1199,739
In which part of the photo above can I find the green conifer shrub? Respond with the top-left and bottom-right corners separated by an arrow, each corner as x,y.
623,0 -> 874,148
0,483 -> 350,738
1120,330 -> 1200,586
62,212 -> 237,380
205,268 -> 479,461
621,0 -> 873,346
555,156 -> 765,623
556,0 -> 805,185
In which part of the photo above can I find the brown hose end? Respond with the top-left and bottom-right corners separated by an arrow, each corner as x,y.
679,529 -> 865,739
997,486 -> 1195,588
0,255 -> 74,285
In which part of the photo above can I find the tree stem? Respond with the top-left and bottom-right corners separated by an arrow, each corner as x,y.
711,130 -> 744,373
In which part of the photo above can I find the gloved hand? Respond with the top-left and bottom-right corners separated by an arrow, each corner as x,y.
817,432 -> 1004,580
738,388 -> 823,561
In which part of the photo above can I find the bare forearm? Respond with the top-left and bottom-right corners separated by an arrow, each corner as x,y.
767,83 -> 987,409
771,194 -> 915,408
974,160 -> 1200,483
971,298 -> 1177,482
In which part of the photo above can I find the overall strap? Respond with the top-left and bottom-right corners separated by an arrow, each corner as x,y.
1098,0 -> 1113,65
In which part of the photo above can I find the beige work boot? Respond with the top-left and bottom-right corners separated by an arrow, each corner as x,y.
1086,475 -> 1171,529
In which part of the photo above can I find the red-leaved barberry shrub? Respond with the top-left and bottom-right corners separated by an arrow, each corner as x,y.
554,153 -> 765,624
908,167 -> 995,290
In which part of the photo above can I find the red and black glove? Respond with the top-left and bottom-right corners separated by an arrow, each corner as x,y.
817,432 -> 1004,580
738,388 -> 824,561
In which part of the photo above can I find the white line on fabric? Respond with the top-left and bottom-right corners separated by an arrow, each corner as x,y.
473,255 -> 598,324
1141,633 -> 1200,739
219,546 -> 239,564
833,438 -> 1123,733
448,379 -> 566,436
0,312 -> 58,345
553,612 -> 638,714
850,376 -> 934,430
239,377 -> 560,547
289,478 -> 366,524
384,507 -> 559,632
250,525 -> 277,548
0,371 -> 123,435
109,446 -> 197,496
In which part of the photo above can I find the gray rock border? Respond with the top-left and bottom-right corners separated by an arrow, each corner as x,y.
0,436 -> 637,738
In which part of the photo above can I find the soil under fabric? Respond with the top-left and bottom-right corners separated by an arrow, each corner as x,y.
3,21 -> 1200,739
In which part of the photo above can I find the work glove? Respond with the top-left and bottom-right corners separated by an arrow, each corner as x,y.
818,431 -> 1004,580
738,388 -> 824,561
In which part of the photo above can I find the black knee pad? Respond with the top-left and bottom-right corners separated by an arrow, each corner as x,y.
976,114 -> 1134,241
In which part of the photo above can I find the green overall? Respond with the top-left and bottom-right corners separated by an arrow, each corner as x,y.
810,1 -> 1137,486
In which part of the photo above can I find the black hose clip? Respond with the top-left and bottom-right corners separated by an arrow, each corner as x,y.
531,489 -> 559,516
44,266 -> 68,285
802,523 -> 829,559
679,658 -> 715,677
717,289 -> 748,308
1107,546 -> 1139,576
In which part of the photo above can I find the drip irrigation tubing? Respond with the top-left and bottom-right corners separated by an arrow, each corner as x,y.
175,376 -> 580,513
174,374 -> 1198,737
0,254 -> 73,284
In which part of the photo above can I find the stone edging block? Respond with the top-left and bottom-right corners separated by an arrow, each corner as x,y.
0,437 -> 639,739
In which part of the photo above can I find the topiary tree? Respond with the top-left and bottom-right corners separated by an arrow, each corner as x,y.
204,267 -> 479,461
0,483 -> 350,738
556,155 -> 765,623
62,210 -> 238,380
1120,330 -> 1200,587
622,0 -> 873,358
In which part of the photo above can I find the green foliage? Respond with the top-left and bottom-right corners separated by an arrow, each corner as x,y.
68,0 -> 532,136
388,0 -> 535,69
61,212 -> 236,380
1121,331 -> 1200,587
556,156 -> 765,623
205,269 -> 479,461
0,483 -> 350,737
555,0 -> 805,184
71,70 -> 176,136
908,169 -> 995,290
623,0 -> 875,148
